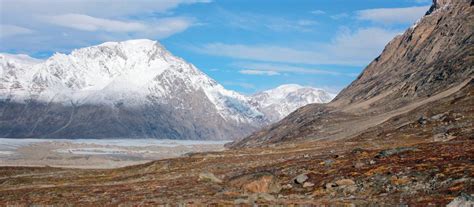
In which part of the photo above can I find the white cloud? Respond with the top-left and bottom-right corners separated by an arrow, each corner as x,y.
1,0 -> 211,18
239,70 -> 280,76
0,0 -> 205,52
327,27 -> 401,62
311,10 -> 326,15
39,14 -> 194,38
214,9 -> 317,32
0,25 -> 34,38
356,6 -> 430,24
41,14 -> 146,32
149,17 -> 195,38
191,27 -> 400,66
192,43 -> 326,64
235,63 -> 358,77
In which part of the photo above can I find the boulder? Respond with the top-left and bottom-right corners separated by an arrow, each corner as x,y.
303,182 -> 315,188
294,173 -> 309,184
447,193 -> 474,207
230,172 -> 281,194
375,147 -> 418,158
198,172 -> 222,184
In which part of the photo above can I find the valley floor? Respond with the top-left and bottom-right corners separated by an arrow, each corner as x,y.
0,136 -> 472,205
0,138 -> 227,169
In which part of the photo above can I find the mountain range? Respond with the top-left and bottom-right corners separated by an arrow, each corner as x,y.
0,42 -> 333,140
0,0 -> 472,205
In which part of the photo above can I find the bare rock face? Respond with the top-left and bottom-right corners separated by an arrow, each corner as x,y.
331,0 -> 473,111
230,0 -> 473,148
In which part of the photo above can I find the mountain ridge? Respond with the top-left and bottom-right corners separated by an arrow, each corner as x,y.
0,41 -> 332,140
230,0 -> 473,148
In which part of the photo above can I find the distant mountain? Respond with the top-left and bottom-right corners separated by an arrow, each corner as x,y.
250,84 -> 334,122
0,40 -> 332,140
230,0 -> 473,147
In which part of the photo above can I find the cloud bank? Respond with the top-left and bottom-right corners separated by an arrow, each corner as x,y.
356,6 -> 430,24
0,0 -> 209,53
191,27 -> 401,66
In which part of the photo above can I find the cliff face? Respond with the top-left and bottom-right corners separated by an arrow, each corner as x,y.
331,0 -> 473,112
230,0 -> 473,148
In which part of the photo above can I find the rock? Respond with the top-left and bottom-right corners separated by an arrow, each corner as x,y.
294,173 -> 309,184
282,184 -> 293,190
303,182 -> 315,188
335,179 -> 356,186
198,172 -> 222,184
342,185 -> 357,194
418,116 -> 428,125
324,159 -> 334,167
325,182 -> 337,190
375,147 -> 418,158
231,172 -> 281,194
351,148 -> 365,154
354,162 -> 365,169
244,175 -> 280,193
434,133 -> 456,142
369,160 -> 376,165
431,113 -> 447,121
447,193 -> 474,207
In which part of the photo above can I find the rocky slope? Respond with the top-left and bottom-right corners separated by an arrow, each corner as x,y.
230,0 -> 473,147
250,84 -> 334,122
0,41 -> 331,140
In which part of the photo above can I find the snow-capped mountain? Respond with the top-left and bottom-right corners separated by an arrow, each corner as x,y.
250,84 -> 335,122
0,53 -> 42,94
0,40 -> 333,140
2,40 -> 263,123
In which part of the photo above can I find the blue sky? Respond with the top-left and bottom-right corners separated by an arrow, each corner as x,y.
0,0 -> 431,94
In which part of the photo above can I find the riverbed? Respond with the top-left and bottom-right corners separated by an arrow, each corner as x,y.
0,138 -> 229,169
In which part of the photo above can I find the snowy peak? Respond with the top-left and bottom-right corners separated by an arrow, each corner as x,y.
0,39 -> 265,125
0,53 -> 43,66
0,53 -> 43,94
39,39 -> 175,91
0,40 -> 337,140
251,84 -> 334,122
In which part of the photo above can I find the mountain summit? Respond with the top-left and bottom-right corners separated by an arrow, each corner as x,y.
250,84 -> 334,122
0,40 -> 331,140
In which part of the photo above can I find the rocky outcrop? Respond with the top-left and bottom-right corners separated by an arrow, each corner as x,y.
331,0 -> 473,112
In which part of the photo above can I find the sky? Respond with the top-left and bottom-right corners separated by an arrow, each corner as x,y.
0,0 -> 432,94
